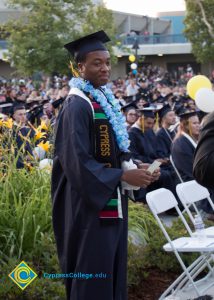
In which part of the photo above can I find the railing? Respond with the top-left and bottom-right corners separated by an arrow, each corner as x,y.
0,40 -> 8,49
122,34 -> 188,45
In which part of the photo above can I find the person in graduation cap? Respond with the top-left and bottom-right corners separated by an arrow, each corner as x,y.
156,103 -> 176,159
129,107 -> 178,201
171,109 -> 200,182
171,109 -> 214,216
121,101 -> 138,131
11,104 -> 35,168
51,30 -> 160,300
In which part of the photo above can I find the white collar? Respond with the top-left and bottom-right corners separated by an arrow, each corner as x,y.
182,132 -> 197,148
68,87 -> 94,115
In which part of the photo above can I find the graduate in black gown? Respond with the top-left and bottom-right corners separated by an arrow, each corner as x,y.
156,104 -> 176,159
173,109 -> 214,215
129,108 -> 177,201
12,104 -> 35,168
51,31 -> 159,300
121,101 -> 138,131
171,110 -> 200,182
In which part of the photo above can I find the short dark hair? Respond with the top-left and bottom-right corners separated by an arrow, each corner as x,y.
13,105 -> 26,114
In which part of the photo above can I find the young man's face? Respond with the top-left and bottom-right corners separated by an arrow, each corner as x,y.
144,117 -> 155,131
164,111 -> 176,126
13,109 -> 27,126
78,51 -> 111,88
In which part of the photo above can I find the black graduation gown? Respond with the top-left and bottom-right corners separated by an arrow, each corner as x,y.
128,126 -> 177,201
128,127 -> 156,163
156,127 -> 175,158
193,112 -> 214,189
51,95 -> 128,300
171,135 -> 195,182
13,126 -> 34,168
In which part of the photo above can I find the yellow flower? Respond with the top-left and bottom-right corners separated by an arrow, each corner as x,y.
38,141 -> 51,152
0,119 -> 3,127
34,130 -> 46,141
3,118 -> 13,129
38,120 -> 48,131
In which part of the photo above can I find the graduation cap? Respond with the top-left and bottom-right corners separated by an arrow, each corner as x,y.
139,77 -> 147,83
137,105 -> 160,132
178,108 -> 198,121
123,95 -> 135,102
121,101 -> 138,113
157,103 -> 172,120
12,103 -> 26,115
0,102 -> 13,109
137,106 -> 157,118
64,30 -> 110,62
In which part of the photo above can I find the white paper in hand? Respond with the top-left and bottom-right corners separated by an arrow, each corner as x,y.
147,160 -> 162,174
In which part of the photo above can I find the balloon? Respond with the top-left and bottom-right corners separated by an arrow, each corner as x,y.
129,55 -> 136,62
130,63 -> 137,70
195,88 -> 214,113
132,70 -> 137,75
187,75 -> 212,100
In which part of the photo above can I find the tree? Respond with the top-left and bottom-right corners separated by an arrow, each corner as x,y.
4,0 -> 91,75
184,0 -> 214,64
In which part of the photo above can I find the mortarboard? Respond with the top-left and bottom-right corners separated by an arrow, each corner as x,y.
158,103 -> 172,120
138,77 -> 147,83
64,30 -> 110,62
137,106 -> 156,118
12,103 -> 26,115
121,101 -> 138,113
178,108 -> 198,121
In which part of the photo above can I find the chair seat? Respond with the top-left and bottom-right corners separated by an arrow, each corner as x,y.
164,236 -> 214,252
191,227 -> 214,238
204,226 -> 214,237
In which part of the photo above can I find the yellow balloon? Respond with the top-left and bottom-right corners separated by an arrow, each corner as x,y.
129,55 -> 136,63
187,75 -> 212,100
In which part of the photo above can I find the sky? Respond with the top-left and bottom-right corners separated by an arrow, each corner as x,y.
105,0 -> 186,17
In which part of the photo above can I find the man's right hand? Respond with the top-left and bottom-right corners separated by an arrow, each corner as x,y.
121,169 -> 153,188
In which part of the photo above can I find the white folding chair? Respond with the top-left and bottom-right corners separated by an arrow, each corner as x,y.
169,155 -> 183,184
146,188 -> 214,299
176,180 -> 214,238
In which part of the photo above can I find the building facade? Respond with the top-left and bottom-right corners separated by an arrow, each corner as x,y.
0,4 -> 213,79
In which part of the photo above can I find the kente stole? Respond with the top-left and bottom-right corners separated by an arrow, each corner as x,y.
91,100 -> 122,219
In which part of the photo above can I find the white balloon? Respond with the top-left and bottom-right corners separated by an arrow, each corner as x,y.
195,88 -> 214,113
130,63 -> 137,70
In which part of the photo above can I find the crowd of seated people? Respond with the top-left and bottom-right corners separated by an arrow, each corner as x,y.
1,65 -> 214,217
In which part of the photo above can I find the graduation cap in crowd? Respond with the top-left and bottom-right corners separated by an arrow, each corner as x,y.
178,108 -> 198,121
138,77 -> 147,83
12,103 -> 26,115
137,91 -> 151,102
157,103 -> 172,120
154,95 -> 165,103
137,105 -> 161,132
0,102 -> 13,116
123,95 -> 136,103
121,101 -> 138,113
27,103 -> 45,124
64,30 -> 111,62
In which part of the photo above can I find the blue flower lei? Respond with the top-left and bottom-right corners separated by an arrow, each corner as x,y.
69,77 -> 130,153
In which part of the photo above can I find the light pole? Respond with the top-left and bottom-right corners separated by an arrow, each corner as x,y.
132,36 -> 139,64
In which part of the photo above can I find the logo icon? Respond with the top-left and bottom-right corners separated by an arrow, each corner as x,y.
8,261 -> 38,290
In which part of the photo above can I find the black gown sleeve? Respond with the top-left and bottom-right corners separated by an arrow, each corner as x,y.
172,137 -> 195,182
54,95 -> 123,211
193,112 -> 214,188
156,129 -> 170,158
